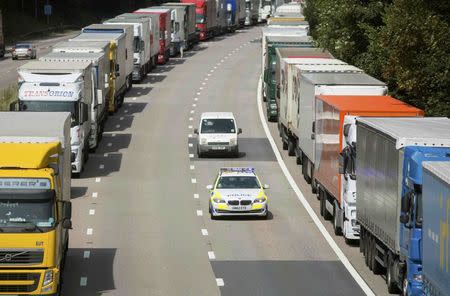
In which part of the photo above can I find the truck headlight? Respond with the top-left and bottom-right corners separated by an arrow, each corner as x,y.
213,198 -> 226,203
413,274 -> 423,282
43,270 -> 54,286
230,138 -> 237,145
254,197 -> 267,203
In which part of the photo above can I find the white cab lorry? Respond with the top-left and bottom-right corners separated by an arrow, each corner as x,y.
40,52 -> 109,150
17,61 -> 93,176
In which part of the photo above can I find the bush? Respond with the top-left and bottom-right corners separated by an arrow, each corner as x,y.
0,84 -> 17,111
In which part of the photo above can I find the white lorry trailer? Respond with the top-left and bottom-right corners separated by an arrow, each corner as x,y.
81,24 -> 134,91
39,52 -> 109,151
104,17 -> 152,82
70,32 -> 129,111
295,72 -> 387,192
245,0 -> 260,25
17,61 -> 93,176
115,13 -> 160,70
164,3 -> 198,49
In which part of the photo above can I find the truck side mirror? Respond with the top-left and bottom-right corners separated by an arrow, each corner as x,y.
83,103 -> 89,123
400,213 -> 409,224
343,124 -> 351,137
62,201 -> 72,221
140,40 -> 145,50
401,193 -> 411,213
97,89 -> 103,105
238,128 -> 242,134
115,64 -> 120,74
62,219 -> 72,229
194,128 -> 199,134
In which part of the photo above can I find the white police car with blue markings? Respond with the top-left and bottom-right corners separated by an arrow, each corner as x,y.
207,167 -> 269,219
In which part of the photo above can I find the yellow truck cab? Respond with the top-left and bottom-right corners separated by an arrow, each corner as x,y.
0,112 -> 71,295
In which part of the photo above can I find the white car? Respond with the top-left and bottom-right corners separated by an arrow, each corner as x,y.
207,167 -> 269,219
194,112 -> 242,157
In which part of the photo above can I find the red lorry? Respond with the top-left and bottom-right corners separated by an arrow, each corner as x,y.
134,8 -> 171,64
181,0 -> 218,41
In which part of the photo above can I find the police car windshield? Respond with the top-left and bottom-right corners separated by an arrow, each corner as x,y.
217,176 -> 260,189
201,119 -> 235,134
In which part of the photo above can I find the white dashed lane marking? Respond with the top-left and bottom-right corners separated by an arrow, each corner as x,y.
196,210 -> 203,216
95,178 -> 101,183
80,277 -> 88,287
201,229 -> 208,236
191,178 -> 197,184
86,228 -> 93,235
189,143 -> 193,147
189,154 -> 194,158
194,193 -> 199,199
83,251 -> 90,259
188,134 -> 193,138
92,192 -> 98,198
216,278 -> 224,287
99,164 -> 104,169
208,251 -> 216,260
89,209 -> 95,215
189,117 -> 194,121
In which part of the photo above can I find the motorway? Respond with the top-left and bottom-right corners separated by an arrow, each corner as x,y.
4,25 -> 391,295
0,31 -> 78,90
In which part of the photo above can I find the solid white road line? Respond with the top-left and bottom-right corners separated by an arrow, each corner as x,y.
83,251 -> 90,259
80,277 -> 88,286
197,210 -> 203,216
216,278 -> 224,287
201,229 -> 208,236
256,77 -> 375,296
194,193 -> 199,199
208,251 -> 216,260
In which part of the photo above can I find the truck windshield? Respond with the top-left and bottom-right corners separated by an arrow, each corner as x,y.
217,176 -> 260,189
20,100 -> 80,127
196,14 -> 205,24
133,37 -> 141,53
201,119 -> 236,134
0,190 -> 55,232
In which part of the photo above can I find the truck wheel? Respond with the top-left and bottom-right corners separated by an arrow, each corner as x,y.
333,205 -> 342,235
287,141 -> 295,156
311,165 -> 317,194
364,234 -> 370,267
386,255 -> 400,293
319,189 -> 325,217
296,156 -> 301,165
323,194 -> 332,221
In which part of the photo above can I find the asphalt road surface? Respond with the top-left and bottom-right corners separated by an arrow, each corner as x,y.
59,26 -> 390,295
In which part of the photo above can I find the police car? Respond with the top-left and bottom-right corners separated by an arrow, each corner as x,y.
207,167 -> 269,219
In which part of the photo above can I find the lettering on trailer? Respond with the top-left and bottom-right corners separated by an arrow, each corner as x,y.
0,178 -> 51,190
440,193 -> 449,272
23,90 -> 75,98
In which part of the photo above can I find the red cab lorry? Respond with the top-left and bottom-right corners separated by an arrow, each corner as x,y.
134,8 -> 172,64
182,0 -> 218,41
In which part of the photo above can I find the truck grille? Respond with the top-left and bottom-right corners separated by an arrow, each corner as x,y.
208,142 -> 229,145
0,249 -> 44,265
0,273 -> 40,292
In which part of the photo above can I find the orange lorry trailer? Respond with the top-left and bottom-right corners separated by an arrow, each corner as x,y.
313,95 -> 424,241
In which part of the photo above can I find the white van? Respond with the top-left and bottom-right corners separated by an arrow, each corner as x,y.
194,112 -> 242,157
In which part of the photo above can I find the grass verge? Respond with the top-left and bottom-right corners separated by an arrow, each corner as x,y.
0,84 -> 18,111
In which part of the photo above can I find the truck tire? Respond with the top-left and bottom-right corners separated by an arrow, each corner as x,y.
386,254 -> 400,294
311,165 -> 317,194
296,156 -> 301,165
319,189 -> 325,217
282,140 -> 288,150
287,141 -> 295,156
302,155 -> 311,184
333,205 -> 342,235
323,193 -> 332,221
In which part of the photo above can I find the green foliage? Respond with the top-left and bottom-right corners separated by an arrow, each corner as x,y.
305,0 -> 450,117
0,84 -> 18,111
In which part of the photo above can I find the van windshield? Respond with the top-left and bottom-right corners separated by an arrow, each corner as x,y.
201,119 -> 236,134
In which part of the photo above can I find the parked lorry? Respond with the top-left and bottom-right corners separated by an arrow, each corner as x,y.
69,33 -> 128,111
0,10 -> 5,57
225,0 -> 238,32
135,8 -> 172,64
259,0 -> 273,22
277,59 -> 351,149
52,40 -> 119,114
104,17 -> 152,82
81,24 -> 134,90
268,17 -> 307,27
422,161 -> 450,296
164,3 -> 199,48
182,0 -> 218,41
216,0 -> 228,34
0,112 -> 72,295
292,72 -> 387,192
17,61 -> 93,176
245,0 -> 259,25
312,95 -> 423,243
39,52 -> 109,151
116,13 -> 160,69
356,117 -> 450,295
261,35 -> 315,119
274,2 -> 302,17
237,0 -> 246,27
153,5 -> 187,56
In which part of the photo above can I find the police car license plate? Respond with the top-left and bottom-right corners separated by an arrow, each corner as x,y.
231,206 -> 248,210
212,146 -> 226,150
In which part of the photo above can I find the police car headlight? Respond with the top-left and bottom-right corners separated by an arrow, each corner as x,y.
43,270 -> 54,286
254,197 -> 267,203
213,198 -> 226,203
